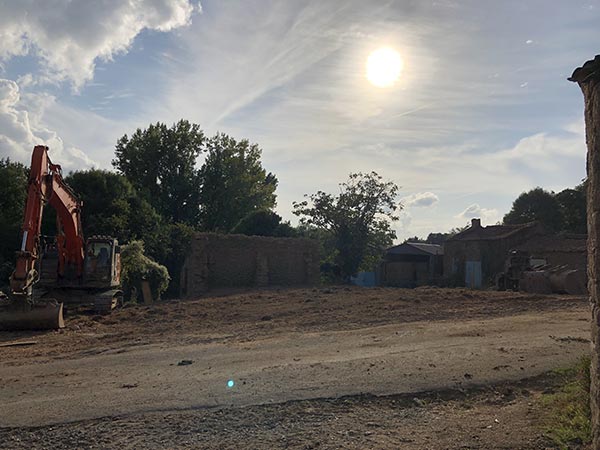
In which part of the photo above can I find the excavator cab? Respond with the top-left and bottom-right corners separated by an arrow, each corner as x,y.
38,236 -> 120,290
83,237 -> 121,289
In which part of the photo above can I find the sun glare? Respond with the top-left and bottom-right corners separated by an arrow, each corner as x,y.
366,47 -> 403,88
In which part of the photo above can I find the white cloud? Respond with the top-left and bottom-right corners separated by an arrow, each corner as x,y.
456,204 -> 500,225
0,1 -> 199,166
401,192 -> 439,208
496,130 -> 585,174
0,79 -> 97,168
398,211 -> 412,229
0,0 -> 197,88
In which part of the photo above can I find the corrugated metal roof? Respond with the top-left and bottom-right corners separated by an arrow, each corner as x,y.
386,242 -> 443,256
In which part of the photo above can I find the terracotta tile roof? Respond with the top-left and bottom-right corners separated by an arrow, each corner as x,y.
514,234 -> 587,253
448,221 -> 540,241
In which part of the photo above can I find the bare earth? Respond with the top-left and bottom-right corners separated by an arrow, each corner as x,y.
0,287 -> 591,449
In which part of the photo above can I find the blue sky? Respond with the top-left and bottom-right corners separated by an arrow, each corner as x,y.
0,0 -> 598,241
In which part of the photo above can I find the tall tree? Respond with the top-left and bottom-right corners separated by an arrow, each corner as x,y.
198,133 -> 278,231
293,172 -> 400,280
503,187 -> 564,231
65,169 -> 193,297
65,170 -> 164,256
232,210 -> 296,237
0,159 -> 28,288
112,120 -> 204,225
556,182 -> 587,234
570,55 -> 600,449
405,226 -> 469,245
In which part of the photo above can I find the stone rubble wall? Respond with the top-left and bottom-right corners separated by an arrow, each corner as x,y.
180,233 -> 320,297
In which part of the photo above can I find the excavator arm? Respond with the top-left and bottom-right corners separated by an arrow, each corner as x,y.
2,145 -> 84,329
10,145 -> 85,294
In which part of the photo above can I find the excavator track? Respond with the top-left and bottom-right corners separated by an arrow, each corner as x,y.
94,290 -> 123,315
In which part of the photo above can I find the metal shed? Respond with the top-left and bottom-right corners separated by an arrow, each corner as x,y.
380,242 -> 443,287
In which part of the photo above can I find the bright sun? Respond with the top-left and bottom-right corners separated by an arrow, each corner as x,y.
366,47 -> 403,88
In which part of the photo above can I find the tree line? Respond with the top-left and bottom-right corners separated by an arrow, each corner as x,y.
0,120 -> 401,295
503,183 -> 587,234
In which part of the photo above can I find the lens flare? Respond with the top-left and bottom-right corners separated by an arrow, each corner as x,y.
227,379 -> 235,388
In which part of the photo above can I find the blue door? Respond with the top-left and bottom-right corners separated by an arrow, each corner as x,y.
465,261 -> 482,289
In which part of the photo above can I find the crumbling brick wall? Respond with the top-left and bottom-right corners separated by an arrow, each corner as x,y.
180,233 -> 320,297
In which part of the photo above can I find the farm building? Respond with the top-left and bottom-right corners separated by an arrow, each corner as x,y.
380,242 -> 443,287
513,233 -> 587,270
443,219 -> 544,288
180,233 -> 320,297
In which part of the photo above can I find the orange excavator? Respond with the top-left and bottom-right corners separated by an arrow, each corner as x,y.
0,145 -> 122,330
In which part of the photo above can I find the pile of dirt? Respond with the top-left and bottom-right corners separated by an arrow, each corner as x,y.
0,287 -> 586,361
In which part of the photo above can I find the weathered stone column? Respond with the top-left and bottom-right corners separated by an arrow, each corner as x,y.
570,55 -> 600,449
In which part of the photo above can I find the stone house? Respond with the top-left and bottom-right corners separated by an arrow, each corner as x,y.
513,233 -> 587,270
443,219 -> 544,288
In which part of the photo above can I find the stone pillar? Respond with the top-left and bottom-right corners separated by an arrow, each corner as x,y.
570,55 -> 600,449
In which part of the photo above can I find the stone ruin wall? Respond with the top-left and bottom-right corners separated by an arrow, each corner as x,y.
180,233 -> 320,297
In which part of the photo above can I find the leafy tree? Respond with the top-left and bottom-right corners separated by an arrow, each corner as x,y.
295,225 -> 340,282
556,182 -> 587,234
232,210 -> 296,237
360,220 -> 399,272
405,227 -> 468,245
156,222 -> 195,297
65,170 -> 195,297
113,120 -> 204,225
273,221 -> 297,237
424,232 -> 451,245
64,170 -> 164,256
198,133 -> 278,231
0,159 -> 28,289
503,187 -> 564,231
293,172 -> 400,280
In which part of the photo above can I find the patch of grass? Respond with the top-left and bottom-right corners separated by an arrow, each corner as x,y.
540,356 -> 591,449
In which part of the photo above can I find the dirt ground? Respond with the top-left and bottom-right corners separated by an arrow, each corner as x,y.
0,376 -> 570,450
0,287 -> 591,449
0,286 -> 587,360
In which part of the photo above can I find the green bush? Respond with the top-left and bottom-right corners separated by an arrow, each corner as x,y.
121,240 -> 170,302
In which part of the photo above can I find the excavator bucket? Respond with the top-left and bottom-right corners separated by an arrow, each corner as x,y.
0,302 -> 64,331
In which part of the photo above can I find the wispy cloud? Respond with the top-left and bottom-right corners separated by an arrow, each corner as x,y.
0,0 -> 596,242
